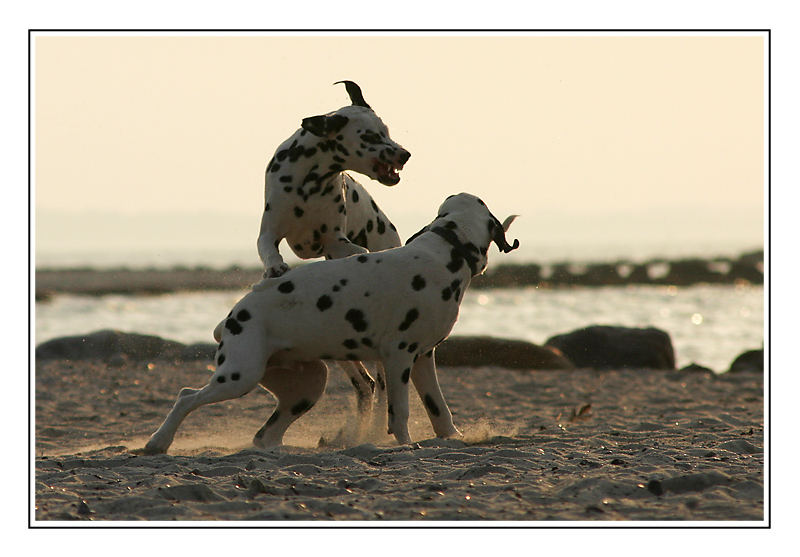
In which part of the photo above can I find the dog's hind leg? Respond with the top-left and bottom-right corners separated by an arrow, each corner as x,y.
336,360 -> 383,442
338,361 -> 376,415
143,365 -> 268,455
143,325 -> 277,454
410,350 -> 461,439
253,360 -> 328,448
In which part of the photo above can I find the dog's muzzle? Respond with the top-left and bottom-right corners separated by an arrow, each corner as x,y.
374,149 -> 410,186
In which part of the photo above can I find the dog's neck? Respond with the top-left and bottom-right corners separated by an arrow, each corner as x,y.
265,130 -> 346,201
427,226 -> 481,276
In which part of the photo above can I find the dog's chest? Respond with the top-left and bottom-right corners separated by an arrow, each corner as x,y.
341,178 -> 401,252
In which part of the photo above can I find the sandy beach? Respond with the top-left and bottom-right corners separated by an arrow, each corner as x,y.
34,352 -> 764,523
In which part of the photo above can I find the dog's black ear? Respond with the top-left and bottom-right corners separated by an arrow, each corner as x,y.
301,114 -> 350,137
334,80 -> 371,109
491,215 -> 520,253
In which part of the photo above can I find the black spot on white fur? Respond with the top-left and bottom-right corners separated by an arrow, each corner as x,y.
424,394 -> 440,416
225,318 -> 243,335
278,281 -> 294,293
317,295 -> 333,311
399,308 -> 419,331
237,309 -> 251,321
345,309 -> 368,332
291,399 -> 314,415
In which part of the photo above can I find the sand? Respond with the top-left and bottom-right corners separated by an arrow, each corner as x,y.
33,357 -> 764,523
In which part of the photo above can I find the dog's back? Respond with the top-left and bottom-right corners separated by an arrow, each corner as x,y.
232,245 -> 462,363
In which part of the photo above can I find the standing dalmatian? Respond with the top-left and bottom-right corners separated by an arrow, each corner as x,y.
255,82 -> 410,440
257,80 -> 410,278
143,193 -> 519,454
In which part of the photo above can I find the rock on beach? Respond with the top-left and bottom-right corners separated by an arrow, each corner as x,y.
545,325 -> 676,370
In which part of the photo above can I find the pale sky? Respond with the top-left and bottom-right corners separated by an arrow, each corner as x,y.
33,32 -> 765,265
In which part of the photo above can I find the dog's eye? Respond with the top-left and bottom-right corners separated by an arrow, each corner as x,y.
360,132 -> 382,144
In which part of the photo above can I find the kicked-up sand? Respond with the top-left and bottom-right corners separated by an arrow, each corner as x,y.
33,357 -> 764,523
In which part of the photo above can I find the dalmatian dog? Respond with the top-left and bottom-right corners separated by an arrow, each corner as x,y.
256,81 -> 410,436
143,193 -> 519,453
256,80 -> 409,278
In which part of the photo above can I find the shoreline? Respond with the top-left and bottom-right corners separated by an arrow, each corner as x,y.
35,250 -> 763,299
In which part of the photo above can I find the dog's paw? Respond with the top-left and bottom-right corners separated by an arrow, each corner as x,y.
139,432 -> 171,455
438,427 -> 464,440
135,443 -> 167,456
252,434 -> 283,449
265,263 -> 289,278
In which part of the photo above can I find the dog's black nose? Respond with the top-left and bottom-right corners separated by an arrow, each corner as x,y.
399,150 -> 411,165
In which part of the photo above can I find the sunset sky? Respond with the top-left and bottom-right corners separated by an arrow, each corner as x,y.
33,32 -> 765,266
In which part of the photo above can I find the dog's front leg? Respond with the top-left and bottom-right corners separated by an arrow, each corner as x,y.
411,350 -> 461,439
383,355 -> 415,444
256,211 -> 289,278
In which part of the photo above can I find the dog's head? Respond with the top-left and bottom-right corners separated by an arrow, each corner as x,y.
407,193 -> 520,276
300,81 -> 411,186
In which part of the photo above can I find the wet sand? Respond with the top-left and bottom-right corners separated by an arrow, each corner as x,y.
33,356 -> 764,523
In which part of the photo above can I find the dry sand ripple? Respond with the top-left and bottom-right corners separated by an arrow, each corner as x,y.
34,359 -> 764,522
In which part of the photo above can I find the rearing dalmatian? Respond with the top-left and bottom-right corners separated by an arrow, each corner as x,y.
254,82 -> 410,440
143,193 -> 518,454
257,80 -> 410,278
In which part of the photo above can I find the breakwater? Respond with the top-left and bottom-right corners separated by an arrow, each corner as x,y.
35,250 -> 763,299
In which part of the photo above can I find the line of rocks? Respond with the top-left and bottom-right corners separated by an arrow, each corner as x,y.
34,327 -> 763,375
34,250 -> 763,300
472,250 -> 764,289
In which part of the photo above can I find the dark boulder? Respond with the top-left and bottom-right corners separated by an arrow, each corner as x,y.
581,263 -> 625,286
548,263 -> 575,284
728,349 -> 763,373
679,362 -> 715,374
727,260 -> 764,284
545,325 -> 675,370
626,264 -> 652,284
435,336 -> 573,370
35,330 -> 215,362
664,259 -> 726,285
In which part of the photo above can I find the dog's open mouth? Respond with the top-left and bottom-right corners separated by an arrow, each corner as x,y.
373,159 -> 403,186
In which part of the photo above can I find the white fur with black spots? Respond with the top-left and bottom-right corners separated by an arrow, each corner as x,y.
143,194 -> 518,453
255,81 -> 410,443
257,81 -> 409,278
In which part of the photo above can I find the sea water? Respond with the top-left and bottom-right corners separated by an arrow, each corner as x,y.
34,283 -> 764,372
